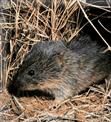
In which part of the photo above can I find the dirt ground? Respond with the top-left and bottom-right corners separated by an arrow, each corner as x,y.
0,83 -> 111,122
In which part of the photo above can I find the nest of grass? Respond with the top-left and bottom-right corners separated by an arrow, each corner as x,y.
0,0 -> 111,121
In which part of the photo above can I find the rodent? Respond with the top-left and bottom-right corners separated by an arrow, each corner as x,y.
7,33 -> 111,101
7,0 -> 111,101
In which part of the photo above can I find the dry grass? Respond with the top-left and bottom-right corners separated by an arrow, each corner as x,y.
0,0 -> 111,121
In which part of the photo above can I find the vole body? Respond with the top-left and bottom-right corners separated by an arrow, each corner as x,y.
7,0 -> 111,101
7,34 -> 111,100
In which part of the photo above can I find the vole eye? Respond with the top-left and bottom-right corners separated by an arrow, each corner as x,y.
28,70 -> 35,76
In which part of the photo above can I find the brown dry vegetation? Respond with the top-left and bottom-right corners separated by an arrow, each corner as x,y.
0,0 -> 111,121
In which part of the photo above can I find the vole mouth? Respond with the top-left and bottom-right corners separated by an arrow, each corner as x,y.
7,83 -> 55,100
17,89 -> 55,100
7,77 -> 55,100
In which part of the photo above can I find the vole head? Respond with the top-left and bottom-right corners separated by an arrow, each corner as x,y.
7,41 -> 70,100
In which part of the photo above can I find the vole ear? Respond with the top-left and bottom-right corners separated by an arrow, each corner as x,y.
55,52 -> 65,68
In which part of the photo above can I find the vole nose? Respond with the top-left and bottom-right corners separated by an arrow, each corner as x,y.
7,80 -> 19,95
7,74 -> 22,96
